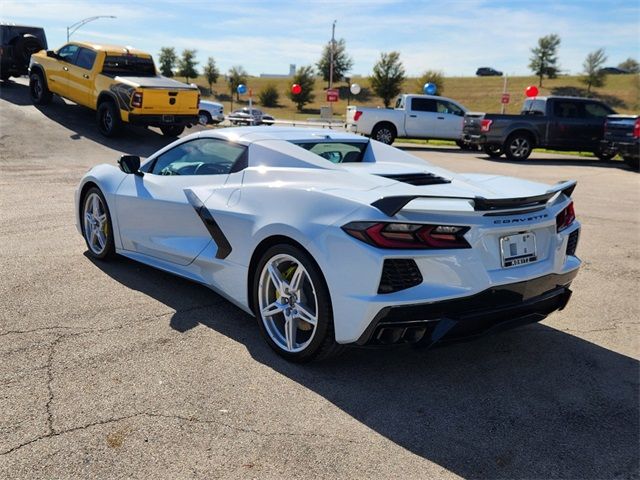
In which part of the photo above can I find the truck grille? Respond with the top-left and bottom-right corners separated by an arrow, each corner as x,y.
566,229 -> 579,256
378,259 -> 423,294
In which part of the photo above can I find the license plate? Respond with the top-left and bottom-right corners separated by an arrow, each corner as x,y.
500,232 -> 537,268
162,115 -> 174,123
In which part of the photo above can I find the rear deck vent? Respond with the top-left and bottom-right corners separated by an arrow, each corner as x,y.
566,229 -> 579,256
378,259 -> 423,294
377,172 -> 451,186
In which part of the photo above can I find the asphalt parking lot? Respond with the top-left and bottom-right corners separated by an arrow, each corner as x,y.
1,78 -> 638,479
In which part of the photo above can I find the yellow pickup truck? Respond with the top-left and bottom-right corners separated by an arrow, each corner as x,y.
28,42 -> 199,137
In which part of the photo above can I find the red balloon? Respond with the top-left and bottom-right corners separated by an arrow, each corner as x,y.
525,85 -> 539,97
291,83 -> 302,95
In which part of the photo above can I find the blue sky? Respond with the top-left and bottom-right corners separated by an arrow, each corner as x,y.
2,0 -> 638,77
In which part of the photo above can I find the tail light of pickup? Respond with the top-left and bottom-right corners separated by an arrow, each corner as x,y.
480,119 -> 493,132
353,111 -> 363,122
131,92 -> 143,108
634,118 -> 640,138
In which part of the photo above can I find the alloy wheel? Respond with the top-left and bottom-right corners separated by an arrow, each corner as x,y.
83,193 -> 109,255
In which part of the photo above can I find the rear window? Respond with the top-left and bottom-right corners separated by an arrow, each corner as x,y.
522,99 -> 546,115
293,141 -> 368,163
102,55 -> 155,76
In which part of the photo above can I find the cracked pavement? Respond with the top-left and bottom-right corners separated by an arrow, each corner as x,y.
1,78 -> 639,479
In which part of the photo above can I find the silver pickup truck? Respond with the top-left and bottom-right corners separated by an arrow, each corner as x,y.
346,94 -> 469,147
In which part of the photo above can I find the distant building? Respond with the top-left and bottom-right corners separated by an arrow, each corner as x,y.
260,64 -> 296,78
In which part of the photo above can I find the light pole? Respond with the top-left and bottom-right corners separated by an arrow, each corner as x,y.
66,16 -> 116,42
328,20 -> 336,91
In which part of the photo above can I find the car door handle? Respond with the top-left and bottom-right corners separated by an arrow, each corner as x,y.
409,114 -> 417,118
83,74 -> 89,79
63,66 -> 69,71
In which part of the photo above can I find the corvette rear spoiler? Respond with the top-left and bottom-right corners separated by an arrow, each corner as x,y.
372,180 -> 577,217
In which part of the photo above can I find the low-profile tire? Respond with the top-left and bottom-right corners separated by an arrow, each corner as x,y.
198,111 -> 211,125
483,144 -> 503,158
81,187 -> 115,260
160,125 -> 185,137
504,132 -> 533,161
371,123 -> 396,145
29,72 -> 52,105
594,146 -> 616,161
253,244 -> 343,362
96,101 -> 122,137
623,155 -> 639,171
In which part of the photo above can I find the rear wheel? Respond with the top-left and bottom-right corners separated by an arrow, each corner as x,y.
594,146 -> 616,161
97,101 -> 122,137
483,144 -> 503,158
29,72 -> 52,105
623,155 -> 639,171
160,125 -> 185,137
371,123 -> 396,145
253,244 -> 342,362
82,188 -> 115,260
504,133 -> 533,161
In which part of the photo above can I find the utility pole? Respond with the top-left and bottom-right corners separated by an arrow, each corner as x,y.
329,20 -> 336,90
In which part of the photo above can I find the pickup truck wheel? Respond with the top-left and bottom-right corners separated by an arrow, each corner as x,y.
160,125 -> 185,137
483,144 -> 503,158
29,72 -> 52,105
198,111 -> 212,125
371,124 -> 396,145
97,101 -> 122,137
594,146 -> 616,161
623,156 -> 639,171
504,133 -> 533,161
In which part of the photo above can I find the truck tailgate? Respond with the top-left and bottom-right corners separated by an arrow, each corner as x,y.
140,89 -> 198,114
463,112 -> 485,135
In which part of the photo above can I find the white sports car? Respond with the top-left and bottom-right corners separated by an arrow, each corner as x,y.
75,127 -> 581,362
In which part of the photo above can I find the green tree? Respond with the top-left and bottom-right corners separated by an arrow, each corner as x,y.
581,48 -> 607,92
416,70 -> 445,96
177,49 -> 198,83
529,34 -> 561,86
158,47 -> 177,77
370,51 -> 406,108
258,83 -> 280,107
227,65 -> 248,110
618,57 -> 639,73
203,57 -> 219,94
316,38 -> 354,86
287,65 -> 316,111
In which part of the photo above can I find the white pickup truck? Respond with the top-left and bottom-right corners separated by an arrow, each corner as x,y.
346,94 -> 469,146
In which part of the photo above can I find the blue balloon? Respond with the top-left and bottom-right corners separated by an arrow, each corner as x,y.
237,84 -> 247,94
423,82 -> 437,95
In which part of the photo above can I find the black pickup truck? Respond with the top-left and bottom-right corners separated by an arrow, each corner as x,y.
601,115 -> 639,170
463,96 -> 616,161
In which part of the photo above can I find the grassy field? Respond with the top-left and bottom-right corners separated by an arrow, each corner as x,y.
191,73 -> 639,120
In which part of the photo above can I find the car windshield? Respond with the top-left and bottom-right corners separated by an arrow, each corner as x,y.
102,55 -> 156,76
293,141 -> 368,164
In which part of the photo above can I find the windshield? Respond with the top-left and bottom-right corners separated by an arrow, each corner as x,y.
293,141 -> 368,163
102,55 -> 156,77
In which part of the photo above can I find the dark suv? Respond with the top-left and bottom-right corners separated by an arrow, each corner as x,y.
476,67 -> 503,76
0,23 -> 47,80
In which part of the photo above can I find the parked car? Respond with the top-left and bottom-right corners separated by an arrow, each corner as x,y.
476,67 -> 503,76
198,100 -> 225,125
601,114 -> 639,170
75,127 -> 581,361
599,67 -> 629,75
346,94 -> 469,147
29,41 -> 199,137
463,96 -> 616,161
228,107 -> 275,125
0,23 -> 47,80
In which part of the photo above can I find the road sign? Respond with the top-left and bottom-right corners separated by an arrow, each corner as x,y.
326,88 -> 339,102
501,93 -> 510,104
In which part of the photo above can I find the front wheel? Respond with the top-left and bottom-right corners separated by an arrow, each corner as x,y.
161,125 -> 185,137
504,133 -> 533,161
82,187 -> 115,260
371,123 -> 396,145
29,72 -> 52,105
594,146 -> 616,161
253,244 -> 342,362
483,144 -> 503,158
198,111 -> 211,125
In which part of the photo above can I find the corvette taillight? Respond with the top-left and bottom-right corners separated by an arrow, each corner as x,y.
556,201 -> 575,232
132,91 -> 143,108
481,119 -> 492,132
342,222 -> 470,249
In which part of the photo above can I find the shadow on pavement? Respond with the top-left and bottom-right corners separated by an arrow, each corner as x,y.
88,254 -> 639,480
0,80 -> 176,158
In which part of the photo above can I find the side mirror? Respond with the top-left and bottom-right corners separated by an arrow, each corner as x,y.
118,155 -> 142,175
46,50 -> 58,59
